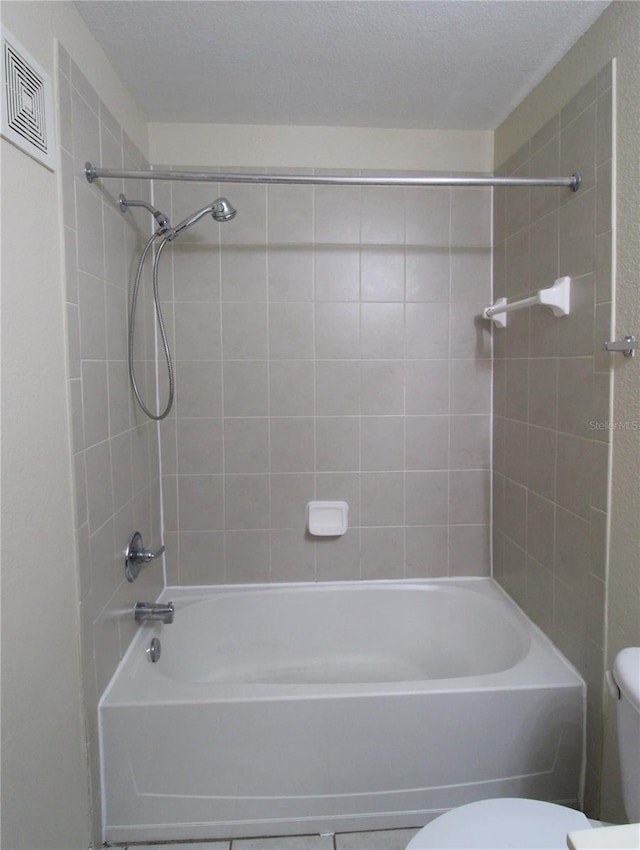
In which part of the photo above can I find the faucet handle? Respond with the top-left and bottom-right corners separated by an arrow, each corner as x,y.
125,531 -> 165,582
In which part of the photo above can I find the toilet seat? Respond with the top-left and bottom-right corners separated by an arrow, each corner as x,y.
406,798 -> 592,849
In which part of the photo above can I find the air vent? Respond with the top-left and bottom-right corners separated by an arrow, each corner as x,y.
1,26 -> 55,171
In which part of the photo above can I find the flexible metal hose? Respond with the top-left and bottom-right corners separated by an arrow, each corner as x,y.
128,232 -> 175,420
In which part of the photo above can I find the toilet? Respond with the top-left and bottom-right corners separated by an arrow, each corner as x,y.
406,646 -> 640,850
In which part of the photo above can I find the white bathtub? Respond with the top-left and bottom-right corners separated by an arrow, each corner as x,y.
100,578 -> 585,843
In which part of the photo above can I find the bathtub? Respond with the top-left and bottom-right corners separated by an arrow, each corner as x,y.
99,578 -> 585,843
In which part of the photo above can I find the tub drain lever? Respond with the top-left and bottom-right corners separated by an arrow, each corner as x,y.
125,530 -> 166,582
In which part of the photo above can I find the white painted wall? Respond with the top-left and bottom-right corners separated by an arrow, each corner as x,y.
1,134 -> 90,850
495,0 -> 640,823
0,3 -> 148,848
2,0 -> 636,844
149,122 -> 493,173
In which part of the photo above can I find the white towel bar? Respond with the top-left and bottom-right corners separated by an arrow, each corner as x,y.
483,276 -> 571,328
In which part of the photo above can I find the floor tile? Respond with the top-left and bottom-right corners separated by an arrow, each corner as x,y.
131,843 -> 230,849
231,836 -> 333,849
335,828 -> 421,849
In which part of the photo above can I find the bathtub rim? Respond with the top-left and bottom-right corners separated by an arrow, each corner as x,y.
100,577 -> 585,708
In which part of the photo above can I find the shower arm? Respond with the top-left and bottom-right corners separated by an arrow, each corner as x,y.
87,162 -> 582,192
118,193 -> 173,235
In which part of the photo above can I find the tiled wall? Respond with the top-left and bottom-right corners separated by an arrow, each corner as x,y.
154,173 -> 493,584
492,65 -> 613,814
57,43 -> 163,836
58,33 -> 614,831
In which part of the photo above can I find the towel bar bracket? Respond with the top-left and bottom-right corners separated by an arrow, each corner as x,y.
604,335 -> 637,357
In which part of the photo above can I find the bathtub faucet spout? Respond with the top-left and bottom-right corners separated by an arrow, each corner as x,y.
134,601 -> 174,624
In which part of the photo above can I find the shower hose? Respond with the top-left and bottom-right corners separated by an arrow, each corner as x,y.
129,231 -> 174,420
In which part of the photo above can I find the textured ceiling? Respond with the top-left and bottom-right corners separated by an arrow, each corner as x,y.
75,0 -> 609,130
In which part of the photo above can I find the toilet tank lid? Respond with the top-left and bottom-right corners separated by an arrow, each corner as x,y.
613,647 -> 640,712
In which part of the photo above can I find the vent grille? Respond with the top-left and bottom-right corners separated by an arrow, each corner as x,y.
1,27 -> 55,171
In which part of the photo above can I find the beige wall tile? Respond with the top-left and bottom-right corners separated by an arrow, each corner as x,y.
361,246 -> 404,301
559,188 -> 596,277
449,415 -> 491,469
316,531 -> 361,581
405,186 -> 449,247
494,74 -> 612,816
405,247 -> 450,302
315,247 -> 360,301
75,180 -> 104,279
361,361 -> 404,415
223,361 -> 269,416
405,471 -> 448,526
361,416 -> 404,471
172,244 -> 221,301
449,525 -> 490,576
315,360 -> 360,415
451,188 -> 492,247
360,302 -> 405,359
450,359 -> 491,414
316,417 -> 360,472
225,530 -> 270,582
224,474 -> 269,530
269,247 -> 314,302
361,187 -> 404,245
271,417 -> 315,473
222,302 -> 268,359
179,531 -> 225,585
270,361 -> 315,416
314,185 -> 361,244
405,302 -> 450,358
224,418 -> 269,473
316,472 -> 361,527
315,302 -> 360,359
405,416 -> 449,470
270,473 -> 315,530
449,470 -> 490,524
361,527 -> 404,579
150,162 -> 496,589
174,301 -> 221,359
405,360 -> 449,414
267,185 -> 313,245
269,302 -> 315,359
270,529 -> 316,582
405,525 -> 449,577
361,472 -> 404,526
178,474 -> 224,531
175,360 -> 223,417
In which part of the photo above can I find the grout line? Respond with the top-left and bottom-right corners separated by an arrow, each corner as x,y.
218,178 -> 228,583
310,180 -> 318,579
265,182 -> 273,583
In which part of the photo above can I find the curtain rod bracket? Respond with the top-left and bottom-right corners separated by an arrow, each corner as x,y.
85,161 -> 97,183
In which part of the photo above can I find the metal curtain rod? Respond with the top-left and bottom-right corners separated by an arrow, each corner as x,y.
85,162 -> 582,191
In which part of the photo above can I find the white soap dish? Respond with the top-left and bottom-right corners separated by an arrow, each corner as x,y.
307,501 -> 348,536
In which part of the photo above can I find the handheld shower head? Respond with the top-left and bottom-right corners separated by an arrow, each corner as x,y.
211,197 -> 237,222
172,197 -> 238,235
119,193 -> 237,239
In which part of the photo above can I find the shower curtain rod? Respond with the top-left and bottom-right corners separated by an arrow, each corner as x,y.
84,162 -> 582,191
